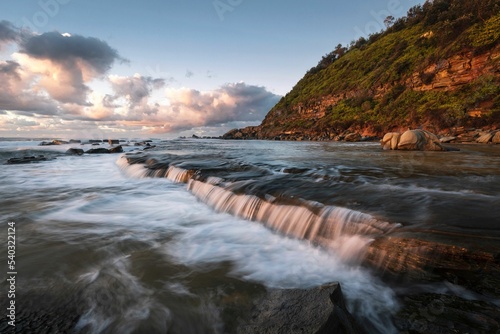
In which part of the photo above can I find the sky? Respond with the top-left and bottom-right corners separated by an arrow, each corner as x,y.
0,0 -> 422,139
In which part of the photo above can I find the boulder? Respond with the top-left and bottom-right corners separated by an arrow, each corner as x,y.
476,132 -> 494,144
85,148 -> 110,154
108,139 -> 120,145
381,129 -> 455,151
65,148 -> 84,155
52,140 -> 69,145
398,129 -> 444,151
109,145 -> 124,153
237,283 -> 363,334
69,139 -> 81,143
344,133 -> 362,142
381,132 -> 401,150
439,136 -> 456,143
39,139 -> 68,146
492,131 -> 500,144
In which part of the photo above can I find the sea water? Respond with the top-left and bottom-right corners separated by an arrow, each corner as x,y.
1,138 -> 499,333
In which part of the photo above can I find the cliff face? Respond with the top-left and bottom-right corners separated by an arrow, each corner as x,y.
224,2 -> 500,140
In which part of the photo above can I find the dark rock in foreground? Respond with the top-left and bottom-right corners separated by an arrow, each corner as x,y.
394,293 -> 500,333
237,283 -> 363,334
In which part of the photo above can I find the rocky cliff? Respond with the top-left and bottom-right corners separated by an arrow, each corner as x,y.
224,1 -> 500,141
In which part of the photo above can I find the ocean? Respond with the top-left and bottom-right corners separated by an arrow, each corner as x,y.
1,138 -> 499,333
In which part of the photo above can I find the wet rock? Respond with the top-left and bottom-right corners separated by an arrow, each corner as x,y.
89,139 -> 102,143
66,148 -> 84,155
439,136 -> 457,143
237,283 -> 363,334
476,132 -> 494,143
108,139 -> 120,145
86,146 -> 123,154
364,235 -> 500,297
86,148 -> 110,154
381,129 -> 458,151
109,145 -> 124,153
398,129 -> 444,151
39,140 -> 68,146
394,293 -> 500,333
492,131 -> 500,144
69,139 -> 81,143
344,133 -> 362,142
381,132 -> 401,150
6,155 -> 48,164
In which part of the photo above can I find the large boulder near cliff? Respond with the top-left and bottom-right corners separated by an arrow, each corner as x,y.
493,131 -> 500,144
381,129 -> 458,151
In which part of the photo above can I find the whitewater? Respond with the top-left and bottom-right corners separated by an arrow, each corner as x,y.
1,138 -> 499,333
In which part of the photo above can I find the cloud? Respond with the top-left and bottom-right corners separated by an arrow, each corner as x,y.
14,31 -> 125,105
0,21 -> 281,137
0,59 -> 59,115
109,74 -> 165,107
19,31 -> 124,73
0,21 -> 18,49
129,82 -> 280,133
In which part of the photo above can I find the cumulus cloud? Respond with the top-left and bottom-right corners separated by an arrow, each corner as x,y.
0,21 -> 18,49
121,82 -> 280,133
12,31 -> 125,105
109,74 -> 165,107
0,20 -> 281,137
19,31 -> 123,73
0,59 -> 59,115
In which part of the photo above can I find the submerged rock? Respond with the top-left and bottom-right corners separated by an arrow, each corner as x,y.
6,155 -> 48,164
394,293 -> 500,333
237,283 -> 363,334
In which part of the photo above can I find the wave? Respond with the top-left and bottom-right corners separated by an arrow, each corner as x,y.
117,155 -> 400,262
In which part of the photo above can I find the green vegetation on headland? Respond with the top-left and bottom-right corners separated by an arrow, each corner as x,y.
226,0 -> 500,140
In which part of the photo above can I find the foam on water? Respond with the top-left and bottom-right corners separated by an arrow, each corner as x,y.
14,140 -> 499,333
3,150 -> 398,333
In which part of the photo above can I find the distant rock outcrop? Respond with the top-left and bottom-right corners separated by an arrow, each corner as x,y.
39,140 -> 68,146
